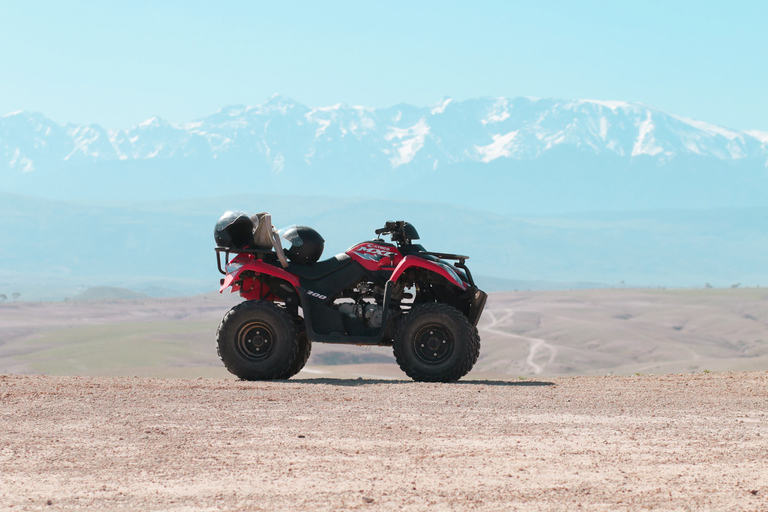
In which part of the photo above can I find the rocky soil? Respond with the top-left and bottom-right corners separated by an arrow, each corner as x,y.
1,371 -> 767,511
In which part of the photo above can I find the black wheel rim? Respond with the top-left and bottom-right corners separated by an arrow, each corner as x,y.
235,321 -> 275,362
413,324 -> 453,364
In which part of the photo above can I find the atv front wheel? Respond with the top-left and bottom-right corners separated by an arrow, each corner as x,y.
393,303 -> 480,382
216,301 -> 299,380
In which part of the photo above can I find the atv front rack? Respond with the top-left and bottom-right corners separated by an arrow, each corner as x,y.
215,247 -> 276,275
419,251 -> 469,262
419,251 -> 477,288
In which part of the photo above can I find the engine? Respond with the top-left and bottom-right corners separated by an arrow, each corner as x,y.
335,281 -> 386,329
337,302 -> 384,329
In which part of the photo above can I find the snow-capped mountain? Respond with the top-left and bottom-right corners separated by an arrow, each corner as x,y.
4,99 -> 768,294
2,95 -> 767,174
3,96 -> 768,214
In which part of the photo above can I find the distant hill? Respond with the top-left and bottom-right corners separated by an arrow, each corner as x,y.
3,288 -> 767,378
72,287 -> 149,301
1,192 -> 767,300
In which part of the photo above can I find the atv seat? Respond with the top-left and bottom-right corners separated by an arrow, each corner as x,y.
287,254 -> 352,281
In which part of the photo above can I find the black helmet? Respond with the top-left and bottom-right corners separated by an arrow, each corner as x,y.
214,211 -> 254,249
279,225 -> 324,263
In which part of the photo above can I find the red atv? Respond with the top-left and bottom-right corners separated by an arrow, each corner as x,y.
214,212 -> 487,382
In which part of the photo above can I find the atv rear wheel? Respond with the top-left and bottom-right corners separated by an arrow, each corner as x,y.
393,303 -> 480,382
216,300 -> 299,381
276,321 -> 311,379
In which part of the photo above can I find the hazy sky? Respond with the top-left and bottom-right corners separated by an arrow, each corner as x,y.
1,1 -> 765,130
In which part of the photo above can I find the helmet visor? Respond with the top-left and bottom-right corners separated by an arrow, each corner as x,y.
278,225 -> 304,250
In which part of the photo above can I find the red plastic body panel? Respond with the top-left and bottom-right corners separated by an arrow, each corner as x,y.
219,245 -> 467,303
388,255 -> 468,290
346,242 -> 403,272
219,253 -> 301,299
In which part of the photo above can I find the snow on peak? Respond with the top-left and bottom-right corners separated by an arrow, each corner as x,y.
632,112 -> 665,157
254,94 -> 299,115
430,98 -> 453,115
263,94 -> 297,106
475,131 -> 519,162
311,116 -> 332,138
218,104 -> 248,117
9,148 -> 34,172
139,116 -> 166,128
578,99 -> 632,111
482,98 -> 511,125
746,130 -> 768,144
671,114 -> 741,141
267,93 -> 292,103
314,103 -> 343,112
385,118 -> 430,168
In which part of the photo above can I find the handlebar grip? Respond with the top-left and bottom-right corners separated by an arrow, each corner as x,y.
375,221 -> 399,235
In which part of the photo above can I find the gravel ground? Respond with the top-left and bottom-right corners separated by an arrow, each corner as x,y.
1,372 -> 767,511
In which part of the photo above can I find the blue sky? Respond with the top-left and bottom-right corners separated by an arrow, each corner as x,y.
1,0 -> 766,130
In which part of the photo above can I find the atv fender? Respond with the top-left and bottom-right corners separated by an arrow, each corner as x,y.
220,259 -> 301,294
388,256 -> 468,291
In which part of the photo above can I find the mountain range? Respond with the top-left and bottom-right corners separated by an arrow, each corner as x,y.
3,96 -> 768,214
4,95 -> 768,170
3,97 -> 768,299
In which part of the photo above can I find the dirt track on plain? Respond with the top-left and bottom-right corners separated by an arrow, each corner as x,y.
1,372 -> 767,511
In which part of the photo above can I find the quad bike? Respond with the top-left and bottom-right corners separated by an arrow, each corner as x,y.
213,212 -> 487,382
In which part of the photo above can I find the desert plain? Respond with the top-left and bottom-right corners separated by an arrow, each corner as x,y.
1,288 -> 767,510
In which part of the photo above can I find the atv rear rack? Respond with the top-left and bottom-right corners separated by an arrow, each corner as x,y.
215,247 -> 276,275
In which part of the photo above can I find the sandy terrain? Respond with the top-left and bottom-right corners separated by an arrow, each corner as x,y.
1,288 -> 767,380
1,371 -> 766,511
477,287 -> 768,377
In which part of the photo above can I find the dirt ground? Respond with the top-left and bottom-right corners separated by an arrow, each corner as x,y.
1,372 -> 767,511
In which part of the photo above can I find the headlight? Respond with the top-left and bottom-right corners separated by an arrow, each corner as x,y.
225,262 -> 244,274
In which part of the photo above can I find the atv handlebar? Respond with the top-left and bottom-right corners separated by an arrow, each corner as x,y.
375,221 -> 404,236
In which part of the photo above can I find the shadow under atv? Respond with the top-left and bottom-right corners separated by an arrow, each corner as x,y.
262,378 -> 555,387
